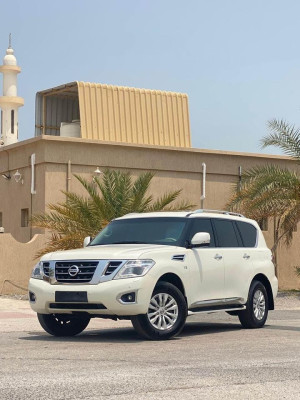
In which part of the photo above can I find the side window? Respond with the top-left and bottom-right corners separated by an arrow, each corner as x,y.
213,219 -> 240,248
236,221 -> 257,247
189,218 -> 215,247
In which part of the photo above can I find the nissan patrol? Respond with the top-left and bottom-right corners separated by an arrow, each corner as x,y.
29,210 -> 278,340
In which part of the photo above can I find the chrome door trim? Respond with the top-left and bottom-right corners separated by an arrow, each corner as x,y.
190,297 -> 244,309
188,305 -> 246,315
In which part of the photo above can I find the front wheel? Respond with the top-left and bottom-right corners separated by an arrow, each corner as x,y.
37,313 -> 90,336
131,282 -> 187,340
238,280 -> 269,329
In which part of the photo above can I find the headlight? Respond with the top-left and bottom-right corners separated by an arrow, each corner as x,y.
31,261 -> 44,280
114,259 -> 155,280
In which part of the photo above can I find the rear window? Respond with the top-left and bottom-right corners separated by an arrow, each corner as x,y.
236,221 -> 257,247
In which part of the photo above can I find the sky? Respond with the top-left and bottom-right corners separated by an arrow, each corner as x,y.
1,0 -> 300,155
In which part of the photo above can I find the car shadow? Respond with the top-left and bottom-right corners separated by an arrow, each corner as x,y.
20,320 -> 243,343
265,324 -> 300,333
179,321 -> 242,338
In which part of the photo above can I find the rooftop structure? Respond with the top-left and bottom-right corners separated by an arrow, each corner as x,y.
35,81 -> 191,148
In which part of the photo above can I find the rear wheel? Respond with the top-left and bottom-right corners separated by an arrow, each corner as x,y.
131,282 -> 187,340
37,313 -> 90,336
238,280 -> 269,329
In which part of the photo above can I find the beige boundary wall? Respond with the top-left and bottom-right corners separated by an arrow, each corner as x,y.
0,233 -> 46,295
0,232 -> 298,295
0,135 -> 300,292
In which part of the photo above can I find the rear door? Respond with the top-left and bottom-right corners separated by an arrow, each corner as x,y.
212,218 -> 254,303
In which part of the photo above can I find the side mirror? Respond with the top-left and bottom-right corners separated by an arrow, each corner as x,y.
83,236 -> 91,248
190,232 -> 210,248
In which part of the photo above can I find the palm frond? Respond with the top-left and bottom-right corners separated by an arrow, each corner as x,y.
261,119 -> 300,161
147,190 -> 182,212
31,169 -> 192,256
228,165 -> 300,216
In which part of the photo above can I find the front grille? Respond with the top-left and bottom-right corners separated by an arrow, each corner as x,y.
43,262 -> 50,277
104,261 -> 122,276
55,261 -> 98,283
49,303 -> 106,310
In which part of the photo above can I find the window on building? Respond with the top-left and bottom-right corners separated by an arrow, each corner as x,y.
258,218 -> 268,231
21,208 -> 29,227
213,219 -> 240,247
11,110 -> 14,134
0,212 -> 3,227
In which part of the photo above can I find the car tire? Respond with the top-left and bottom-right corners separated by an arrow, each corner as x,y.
131,282 -> 187,340
238,280 -> 269,329
37,313 -> 90,336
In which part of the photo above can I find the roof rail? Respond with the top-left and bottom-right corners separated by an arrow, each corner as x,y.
186,209 -> 245,218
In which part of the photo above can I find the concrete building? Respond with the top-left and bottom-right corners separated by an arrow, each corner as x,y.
0,43 -> 299,291
1,134 -> 300,290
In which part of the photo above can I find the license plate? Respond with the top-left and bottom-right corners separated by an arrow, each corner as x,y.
55,291 -> 88,302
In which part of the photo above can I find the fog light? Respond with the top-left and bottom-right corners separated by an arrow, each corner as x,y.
120,292 -> 136,303
29,292 -> 36,302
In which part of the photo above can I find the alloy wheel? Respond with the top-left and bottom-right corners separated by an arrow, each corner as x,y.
147,293 -> 178,330
253,289 -> 266,320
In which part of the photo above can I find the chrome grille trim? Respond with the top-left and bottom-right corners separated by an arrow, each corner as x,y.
103,261 -> 123,276
43,262 -> 50,277
55,261 -> 98,283
43,259 -> 127,285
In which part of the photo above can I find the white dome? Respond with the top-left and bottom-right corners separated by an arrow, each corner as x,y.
3,48 -> 17,66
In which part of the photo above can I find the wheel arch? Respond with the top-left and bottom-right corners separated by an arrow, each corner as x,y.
156,273 -> 187,301
252,273 -> 274,310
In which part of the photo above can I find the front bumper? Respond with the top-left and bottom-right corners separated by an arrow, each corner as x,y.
28,275 -> 155,316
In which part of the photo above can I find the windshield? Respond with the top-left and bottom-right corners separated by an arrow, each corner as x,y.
90,217 -> 188,247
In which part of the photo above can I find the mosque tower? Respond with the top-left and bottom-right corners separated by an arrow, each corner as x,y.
0,35 -> 24,146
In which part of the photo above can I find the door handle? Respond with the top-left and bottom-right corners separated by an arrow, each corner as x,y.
243,254 -> 250,260
214,254 -> 222,260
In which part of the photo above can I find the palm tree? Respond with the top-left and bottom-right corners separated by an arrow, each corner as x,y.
227,119 -> 300,276
31,169 -> 194,256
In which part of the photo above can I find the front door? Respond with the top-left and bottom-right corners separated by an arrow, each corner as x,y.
188,218 -> 225,305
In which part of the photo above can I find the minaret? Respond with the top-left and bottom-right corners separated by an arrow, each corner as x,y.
0,35 -> 24,146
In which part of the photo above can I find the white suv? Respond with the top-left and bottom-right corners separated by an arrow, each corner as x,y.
29,210 -> 278,340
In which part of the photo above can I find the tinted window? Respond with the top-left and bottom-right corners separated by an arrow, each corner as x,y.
236,221 -> 257,247
189,218 -> 215,247
213,219 -> 239,247
90,217 -> 188,247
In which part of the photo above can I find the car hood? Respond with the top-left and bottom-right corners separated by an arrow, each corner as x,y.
42,244 -> 182,261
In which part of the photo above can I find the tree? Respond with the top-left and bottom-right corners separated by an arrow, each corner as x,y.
227,119 -> 300,276
31,169 -> 195,256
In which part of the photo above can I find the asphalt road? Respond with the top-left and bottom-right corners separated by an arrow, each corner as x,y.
0,298 -> 299,400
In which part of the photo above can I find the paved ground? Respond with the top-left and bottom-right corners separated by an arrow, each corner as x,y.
0,294 -> 299,400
